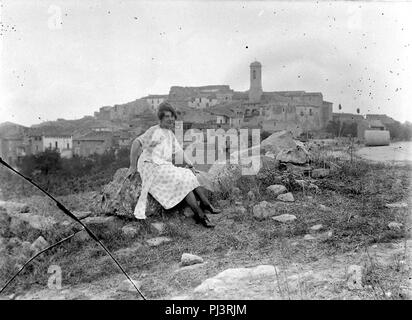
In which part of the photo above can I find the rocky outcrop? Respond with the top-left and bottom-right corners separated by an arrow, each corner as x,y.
192,265 -> 280,299
96,167 -> 215,218
266,185 -> 287,197
261,130 -> 310,165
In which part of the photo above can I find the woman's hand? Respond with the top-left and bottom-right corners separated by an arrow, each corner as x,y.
186,165 -> 199,175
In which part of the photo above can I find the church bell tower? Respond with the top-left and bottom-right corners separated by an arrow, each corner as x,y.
248,61 -> 263,103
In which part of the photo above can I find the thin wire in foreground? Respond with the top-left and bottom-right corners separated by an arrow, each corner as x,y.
0,157 -> 146,300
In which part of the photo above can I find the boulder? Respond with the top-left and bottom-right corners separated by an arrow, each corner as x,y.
311,168 -> 330,179
319,204 -> 332,212
209,156 -> 278,192
95,168 -> 160,218
272,214 -> 296,223
146,237 -> 172,247
310,224 -> 323,232
96,168 -> 217,218
277,192 -> 294,202
151,222 -> 166,235
83,216 -> 124,238
385,202 -> 408,209
122,225 -> 140,237
30,236 -> 49,253
253,201 -> 286,220
266,185 -> 287,197
388,222 -> 403,230
17,213 -> 56,231
180,253 -> 204,267
192,265 -> 280,299
346,265 -> 364,290
304,234 -> 316,240
260,130 -> 297,155
276,147 -> 309,165
0,200 -> 30,214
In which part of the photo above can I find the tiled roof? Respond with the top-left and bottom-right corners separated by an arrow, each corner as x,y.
74,131 -> 113,141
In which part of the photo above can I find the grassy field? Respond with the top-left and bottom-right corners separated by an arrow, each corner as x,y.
0,156 -> 410,300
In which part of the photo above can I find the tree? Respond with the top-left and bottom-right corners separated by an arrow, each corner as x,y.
35,149 -> 61,175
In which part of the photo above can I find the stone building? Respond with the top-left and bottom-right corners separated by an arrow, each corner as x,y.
27,127 -> 73,158
143,95 -> 169,112
73,131 -> 114,157
91,61 -> 333,136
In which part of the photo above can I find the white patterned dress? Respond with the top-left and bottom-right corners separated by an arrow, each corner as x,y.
133,125 -> 200,219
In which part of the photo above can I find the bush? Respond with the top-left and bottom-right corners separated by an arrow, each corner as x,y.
0,148 -> 133,199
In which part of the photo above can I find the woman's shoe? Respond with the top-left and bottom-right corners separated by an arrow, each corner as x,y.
194,215 -> 215,228
200,204 -> 222,215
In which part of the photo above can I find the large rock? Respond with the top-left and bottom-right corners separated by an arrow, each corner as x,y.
17,213 -> 56,231
30,236 -> 49,253
385,202 -> 408,209
83,216 -> 124,238
146,237 -> 172,247
96,167 -> 214,218
260,131 -> 297,155
277,192 -> 294,202
266,185 -> 287,197
122,225 -> 140,237
388,222 -> 403,230
272,214 -> 296,223
181,253 -> 204,267
0,200 -> 30,214
276,147 -> 309,165
253,201 -> 286,220
209,156 -> 278,192
192,265 -> 280,299
261,130 -> 310,164
95,168 -> 149,218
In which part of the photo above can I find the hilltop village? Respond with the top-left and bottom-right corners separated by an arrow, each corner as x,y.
0,61 -> 396,164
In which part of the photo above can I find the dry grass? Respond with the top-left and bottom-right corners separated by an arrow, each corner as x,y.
0,155 -> 410,299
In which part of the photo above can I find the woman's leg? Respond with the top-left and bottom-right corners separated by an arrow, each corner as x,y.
193,187 -> 221,214
184,191 -> 205,218
184,191 -> 215,228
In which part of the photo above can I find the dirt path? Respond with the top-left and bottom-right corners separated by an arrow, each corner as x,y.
356,141 -> 412,163
13,238 -> 411,300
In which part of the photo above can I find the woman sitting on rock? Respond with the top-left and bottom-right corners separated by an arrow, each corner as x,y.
127,102 -> 220,228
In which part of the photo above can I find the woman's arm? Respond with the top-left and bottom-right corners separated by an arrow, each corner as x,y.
127,138 -> 142,177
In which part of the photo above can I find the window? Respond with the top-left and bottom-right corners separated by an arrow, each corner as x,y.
36,146 -> 38,151
282,108 -> 285,113
67,143 -> 70,149
300,111 -> 304,117
49,143 -> 52,148
309,109 -> 313,116
253,70 -> 256,80
55,141 -> 58,148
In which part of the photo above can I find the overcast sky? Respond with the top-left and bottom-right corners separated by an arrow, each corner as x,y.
1,0 -> 411,126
